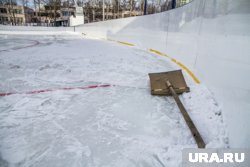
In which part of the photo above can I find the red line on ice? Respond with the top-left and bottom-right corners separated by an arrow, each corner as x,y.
0,84 -> 112,97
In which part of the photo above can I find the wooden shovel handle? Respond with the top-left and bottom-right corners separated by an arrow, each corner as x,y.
166,80 -> 206,148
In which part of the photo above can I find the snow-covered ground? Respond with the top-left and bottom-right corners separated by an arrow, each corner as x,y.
0,33 -> 228,166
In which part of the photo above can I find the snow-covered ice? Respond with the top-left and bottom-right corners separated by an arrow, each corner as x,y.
0,34 -> 228,166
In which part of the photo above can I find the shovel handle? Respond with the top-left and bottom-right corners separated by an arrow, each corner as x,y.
166,81 -> 206,148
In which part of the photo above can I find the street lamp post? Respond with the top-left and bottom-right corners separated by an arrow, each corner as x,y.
103,0 -> 105,21
144,0 -> 147,15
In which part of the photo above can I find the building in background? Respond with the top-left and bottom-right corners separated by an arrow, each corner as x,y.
69,6 -> 84,26
31,5 -> 84,27
0,3 -> 83,27
0,0 -> 191,26
0,5 -> 34,25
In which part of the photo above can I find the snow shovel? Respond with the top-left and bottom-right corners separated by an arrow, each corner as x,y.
148,70 -> 205,148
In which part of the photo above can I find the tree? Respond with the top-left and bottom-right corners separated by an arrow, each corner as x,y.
46,0 -> 61,26
6,0 -> 18,25
112,0 -> 119,18
0,0 -> 8,5
21,0 -> 29,25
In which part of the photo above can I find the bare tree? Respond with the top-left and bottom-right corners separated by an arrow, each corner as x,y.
112,0 -> 119,18
160,0 -> 168,12
139,0 -> 144,14
0,0 -> 8,5
21,0 -> 28,25
6,0 -> 17,25
46,0 -> 61,26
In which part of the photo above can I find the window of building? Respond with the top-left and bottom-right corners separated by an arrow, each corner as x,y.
41,12 -> 49,17
0,8 -> 7,13
15,17 -> 23,23
13,9 -> 22,14
62,11 -> 69,16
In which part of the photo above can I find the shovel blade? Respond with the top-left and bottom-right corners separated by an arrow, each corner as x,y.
148,70 -> 190,96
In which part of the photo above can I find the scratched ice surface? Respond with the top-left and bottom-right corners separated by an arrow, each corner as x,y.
0,35 -> 227,167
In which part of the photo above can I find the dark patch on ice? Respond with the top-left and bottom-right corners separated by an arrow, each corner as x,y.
152,154 -> 166,167
39,64 -> 63,71
0,153 -> 9,167
66,69 -> 71,73
9,64 -> 21,69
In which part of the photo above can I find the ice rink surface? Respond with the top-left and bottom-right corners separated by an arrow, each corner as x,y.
0,34 -> 227,166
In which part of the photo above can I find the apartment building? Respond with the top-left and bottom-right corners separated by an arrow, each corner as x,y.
0,5 -> 33,25
32,6 -> 84,26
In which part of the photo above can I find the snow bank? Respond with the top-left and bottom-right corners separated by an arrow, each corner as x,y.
0,25 -> 78,36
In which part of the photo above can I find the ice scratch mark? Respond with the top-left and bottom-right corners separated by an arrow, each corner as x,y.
152,154 -> 166,167
0,40 -> 40,52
